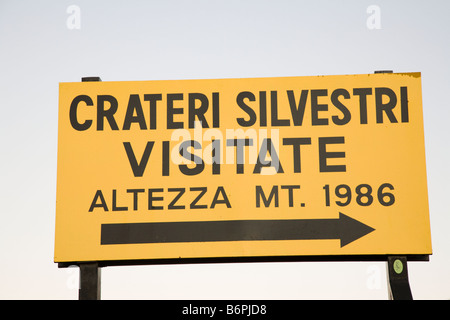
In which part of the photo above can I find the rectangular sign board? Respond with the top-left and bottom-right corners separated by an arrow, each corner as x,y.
55,73 -> 432,263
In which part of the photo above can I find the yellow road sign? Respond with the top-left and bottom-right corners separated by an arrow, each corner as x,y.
55,73 -> 432,263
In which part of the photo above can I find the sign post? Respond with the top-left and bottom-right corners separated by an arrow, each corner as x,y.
373,70 -> 412,300
79,262 -> 101,300
56,72 -> 431,299
387,256 -> 412,300
77,76 -> 102,300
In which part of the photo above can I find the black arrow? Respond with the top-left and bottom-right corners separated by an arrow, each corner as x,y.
101,213 -> 374,248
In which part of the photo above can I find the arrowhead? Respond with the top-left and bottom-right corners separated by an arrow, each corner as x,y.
339,213 -> 375,247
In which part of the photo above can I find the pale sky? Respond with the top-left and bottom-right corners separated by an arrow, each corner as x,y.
1,0 -> 449,299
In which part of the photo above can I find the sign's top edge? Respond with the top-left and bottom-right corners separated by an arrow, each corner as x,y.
58,72 -> 421,84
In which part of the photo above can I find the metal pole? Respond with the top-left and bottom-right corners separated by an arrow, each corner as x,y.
78,76 -> 102,301
373,71 -> 413,300
387,256 -> 413,300
79,262 -> 101,300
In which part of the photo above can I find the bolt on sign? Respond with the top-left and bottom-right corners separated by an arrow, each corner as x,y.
54,73 -> 432,263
